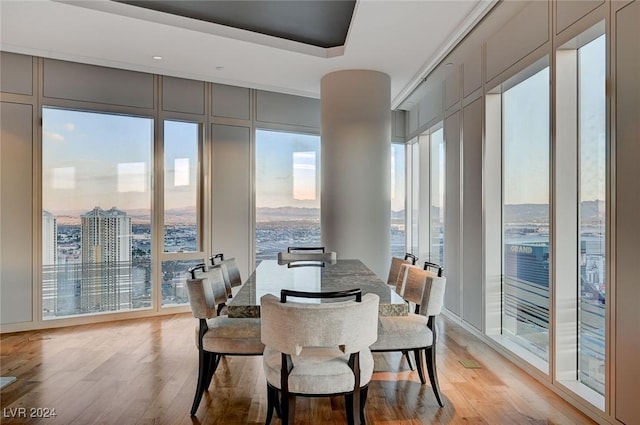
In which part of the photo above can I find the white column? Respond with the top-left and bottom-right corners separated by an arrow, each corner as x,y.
321,70 -> 391,279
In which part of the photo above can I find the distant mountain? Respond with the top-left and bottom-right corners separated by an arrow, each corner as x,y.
257,207 -> 320,222
46,201 -> 607,226
504,201 -> 605,223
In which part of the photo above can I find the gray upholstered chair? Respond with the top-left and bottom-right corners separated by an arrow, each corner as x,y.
186,269 -> 264,416
371,266 -> 447,407
261,289 -> 379,425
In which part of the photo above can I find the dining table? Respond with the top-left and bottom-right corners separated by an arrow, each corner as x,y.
227,259 -> 409,318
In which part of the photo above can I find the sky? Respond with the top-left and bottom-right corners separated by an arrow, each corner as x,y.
255,129 -> 320,209
42,35 -> 605,215
503,35 -> 605,205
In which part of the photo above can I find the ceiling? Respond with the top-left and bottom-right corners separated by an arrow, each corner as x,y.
0,0 -> 496,109
116,1 -> 357,49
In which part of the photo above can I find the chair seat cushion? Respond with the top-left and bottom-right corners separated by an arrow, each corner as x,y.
370,314 -> 433,351
263,346 -> 374,394
195,317 -> 264,355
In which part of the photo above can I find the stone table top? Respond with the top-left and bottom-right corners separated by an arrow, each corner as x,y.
227,259 -> 408,318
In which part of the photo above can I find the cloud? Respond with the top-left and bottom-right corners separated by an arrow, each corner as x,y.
63,123 -> 75,132
44,131 -> 65,143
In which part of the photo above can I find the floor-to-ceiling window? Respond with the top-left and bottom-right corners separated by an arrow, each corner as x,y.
556,26 -> 607,407
160,119 -> 203,306
429,127 -> 445,267
42,108 -> 153,318
255,129 -> 321,261
501,65 -> 551,366
577,33 -> 606,397
391,143 -> 406,258
406,138 -> 420,256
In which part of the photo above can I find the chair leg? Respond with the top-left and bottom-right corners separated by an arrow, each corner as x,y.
360,385 -> 369,425
203,353 -> 219,390
282,394 -> 295,425
265,384 -> 277,425
413,348 -> 426,385
190,350 -> 212,415
274,389 -> 282,418
402,350 -> 414,370
425,346 -> 444,407
345,387 -> 365,425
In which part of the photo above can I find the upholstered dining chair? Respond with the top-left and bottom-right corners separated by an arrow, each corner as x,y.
188,263 -> 230,315
371,266 -> 447,407
423,260 -> 444,277
261,289 -> 379,425
186,269 -> 264,416
209,254 -> 243,297
386,253 -> 418,287
277,250 -> 337,263
287,246 -> 324,252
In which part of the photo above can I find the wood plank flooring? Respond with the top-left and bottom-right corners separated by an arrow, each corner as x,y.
1,313 -> 596,424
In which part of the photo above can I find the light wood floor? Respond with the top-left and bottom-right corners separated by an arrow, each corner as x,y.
1,313 -> 595,425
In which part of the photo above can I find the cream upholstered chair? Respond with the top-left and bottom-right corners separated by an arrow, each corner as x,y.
188,263 -> 230,315
386,253 -> 417,287
277,250 -> 337,263
261,289 -> 379,425
423,260 -> 444,277
371,266 -> 447,407
209,254 -> 243,297
186,268 -> 264,416
287,246 -> 325,253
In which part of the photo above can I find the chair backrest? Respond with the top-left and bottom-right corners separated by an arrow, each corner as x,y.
277,251 -> 337,263
211,252 -> 225,265
394,263 -> 420,296
419,274 -> 447,317
186,269 -> 228,319
404,253 -> 418,264
423,260 -> 444,277
209,256 -> 243,289
387,257 -> 412,286
188,263 -> 232,300
287,246 -> 325,253
260,292 -> 379,356
401,267 -> 447,317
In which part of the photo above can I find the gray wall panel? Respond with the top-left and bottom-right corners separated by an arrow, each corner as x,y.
615,2 -> 640,423
391,110 -> 406,143
444,67 -> 461,111
211,83 -> 250,120
408,104 -> 419,136
43,59 -> 154,108
211,124 -> 251,280
162,76 -> 205,115
0,102 -> 33,325
0,52 -> 33,96
462,98 -> 483,330
486,0 -> 549,83
255,90 -> 320,129
556,0 -> 604,34
444,111 -> 461,315
463,48 -> 483,98
418,84 -> 443,128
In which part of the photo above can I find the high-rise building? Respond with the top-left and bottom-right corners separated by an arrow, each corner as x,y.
42,210 -> 57,265
41,210 -> 57,314
80,207 -> 132,312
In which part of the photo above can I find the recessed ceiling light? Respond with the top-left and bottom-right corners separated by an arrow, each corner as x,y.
215,66 -> 224,71
152,56 -> 163,60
